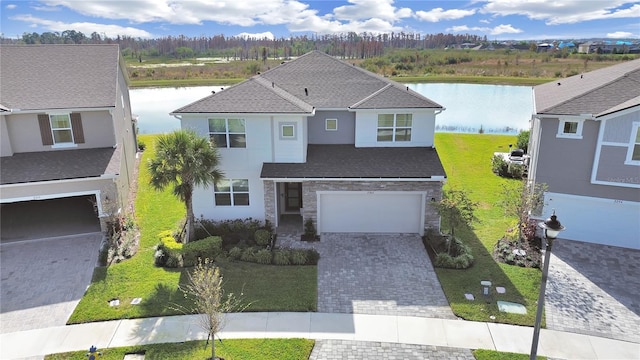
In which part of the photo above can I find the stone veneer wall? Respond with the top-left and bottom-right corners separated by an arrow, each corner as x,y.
263,180 -> 277,225
301,180 -> 443,232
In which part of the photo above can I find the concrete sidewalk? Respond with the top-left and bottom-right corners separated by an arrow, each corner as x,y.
1,312 -> 638,359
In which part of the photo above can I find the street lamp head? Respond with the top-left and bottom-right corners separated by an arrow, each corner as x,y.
538,210 -> 565,240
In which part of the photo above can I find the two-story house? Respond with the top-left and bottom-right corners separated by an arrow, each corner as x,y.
172,51 -> 446,235
0,44 -> 138,238
528,58 -> 640,249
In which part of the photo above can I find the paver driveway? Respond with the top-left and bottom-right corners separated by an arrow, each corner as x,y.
0,233 -> 102,334
282,233 -> 455,319
546,239 -> 640,344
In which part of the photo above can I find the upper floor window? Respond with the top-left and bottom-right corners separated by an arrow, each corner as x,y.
214,179 -> 250,206
37,113 -> 84,147
325,118 -> 338,131
377,113 -> 412,142
280,123 -> 296,140
625,123 -> 640,165
209,118 -> 246,148
557,119 -> 584,139
50,114 -> 74,144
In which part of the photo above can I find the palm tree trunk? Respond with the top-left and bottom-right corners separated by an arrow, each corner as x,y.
185,191 -> 195,243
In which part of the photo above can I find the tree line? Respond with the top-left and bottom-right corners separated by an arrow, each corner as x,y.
3,30 -> 488,60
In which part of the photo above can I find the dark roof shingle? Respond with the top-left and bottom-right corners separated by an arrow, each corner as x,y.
174,51 -> 442,114
261,144 -> 446,179
0,44 -> 121,111
0,147 -> 120,185
534,58 -> 640,117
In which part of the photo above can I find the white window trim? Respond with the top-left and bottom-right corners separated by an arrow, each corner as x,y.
377,113 -> 413,142
208,118 -> 246,148
325,118 -> 338,131
280,123 -> 296,140
556,118 -> 584,139
214,179 -> 250,206
49,114 -> 77,148
624,122 -> 640,166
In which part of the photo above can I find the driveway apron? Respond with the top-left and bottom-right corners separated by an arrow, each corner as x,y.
297,233 -> 455,319
546,239 -> 640,343
0,233 -> 102,334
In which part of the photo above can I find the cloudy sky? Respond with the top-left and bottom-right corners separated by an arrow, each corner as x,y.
1,0 -> 639,41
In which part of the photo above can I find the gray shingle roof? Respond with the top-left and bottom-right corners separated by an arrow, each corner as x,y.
172,77 -> 314,114
173,51 -> 442,114
261,144 -> 446,179
0,147 -> 120,184
534,58 -> 640,118
0,44 -> 121,111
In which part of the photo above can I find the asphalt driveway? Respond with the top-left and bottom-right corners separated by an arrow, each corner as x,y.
0,233 -> 102,333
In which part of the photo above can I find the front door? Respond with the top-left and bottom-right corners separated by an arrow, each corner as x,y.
284,182 -> 302,212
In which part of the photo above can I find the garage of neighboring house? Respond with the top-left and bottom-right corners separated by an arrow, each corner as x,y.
0,195 -> 101,242
318,191 -> 426,234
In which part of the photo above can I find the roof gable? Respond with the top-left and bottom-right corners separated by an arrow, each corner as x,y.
173,51 -> 442,114
172,77 -> 314,114
0,44 -> 122,111
534,58 -> 640,118
351,84 -> 442,109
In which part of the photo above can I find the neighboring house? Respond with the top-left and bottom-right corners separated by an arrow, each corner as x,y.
0,44 -> 138,236
172,51 -> 446,235
528,58 -> 640,249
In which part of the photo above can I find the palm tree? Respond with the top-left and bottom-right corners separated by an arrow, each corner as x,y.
148,129 -> 223,243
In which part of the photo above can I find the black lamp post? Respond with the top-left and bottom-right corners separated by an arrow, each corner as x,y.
530,210 -> 565,360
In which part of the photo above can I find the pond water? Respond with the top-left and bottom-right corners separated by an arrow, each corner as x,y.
131,83 -> 533,135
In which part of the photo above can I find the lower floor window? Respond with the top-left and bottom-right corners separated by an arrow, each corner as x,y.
214,179 -> 250,206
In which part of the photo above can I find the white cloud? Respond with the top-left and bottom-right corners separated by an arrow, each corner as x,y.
36,0 -> 410,35
5,4 -> 17,9
446,23 -> 522,35
607,31 -> 639,39
482,0 -> 640,25
39,0 -> 315,26
415,7 -> 476,22
235,31 -> 275,40
332,0 -> 412,22
10,14 -> 153,38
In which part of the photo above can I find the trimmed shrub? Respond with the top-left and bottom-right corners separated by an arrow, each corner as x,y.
255,249 -> 273,264
254,229 -> 271,247
432,236 -> 474,269
305,249 -> 320,265
240,247 -> 258,262
491,155 -> 509,176
290,249 -> 308,265
272,249 -> 291,265
228,246 -> 243,260
164,252 -> 183,268
435,252 -> 474,269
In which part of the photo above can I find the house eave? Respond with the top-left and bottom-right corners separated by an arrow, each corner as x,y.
7,107 -> 115,115
260,176 -> 446,182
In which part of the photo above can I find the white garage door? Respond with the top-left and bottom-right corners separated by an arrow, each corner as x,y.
544,192 -> 640,249
318,192 -> 424,233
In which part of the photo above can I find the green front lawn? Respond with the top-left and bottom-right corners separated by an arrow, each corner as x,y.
434,133 -> 541,326
68,135 -> 316,324
45,338 -> 314,360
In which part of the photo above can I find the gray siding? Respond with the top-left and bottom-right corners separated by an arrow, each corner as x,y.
535,118 -> 639,202
5,111 -> 116,153
307,110 -> 355,144
595,146 -> 640,185
603,111 -> 639,143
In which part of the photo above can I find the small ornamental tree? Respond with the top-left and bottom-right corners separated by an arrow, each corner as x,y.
497,180 -> 547,242
432,188 -> 479,255
180,258 -> 246,360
